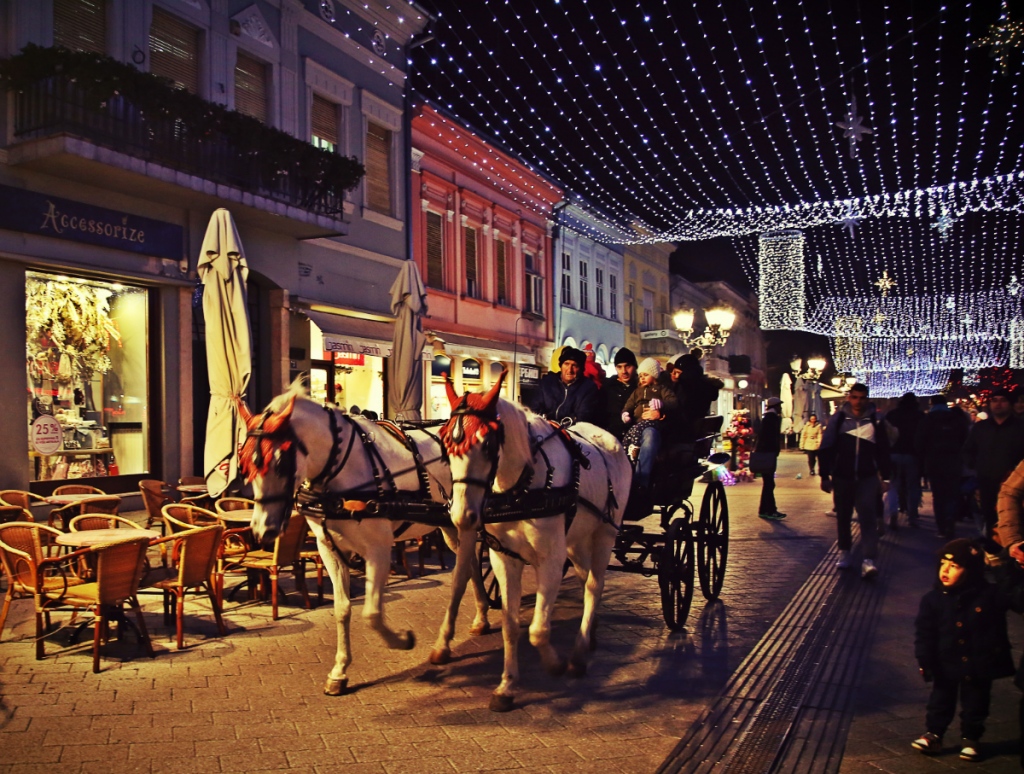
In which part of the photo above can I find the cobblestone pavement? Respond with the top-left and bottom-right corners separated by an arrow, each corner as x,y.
0,452 -> 949,773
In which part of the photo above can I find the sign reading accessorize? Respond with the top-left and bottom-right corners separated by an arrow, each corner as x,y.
0,184 -> 184,260
30,415 -> 63,455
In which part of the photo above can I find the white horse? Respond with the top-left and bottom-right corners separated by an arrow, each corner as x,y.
238,386 -> 490,696
439,372 -> 632,711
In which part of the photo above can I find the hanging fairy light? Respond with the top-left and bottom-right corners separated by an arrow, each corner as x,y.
757,230 -> 805,330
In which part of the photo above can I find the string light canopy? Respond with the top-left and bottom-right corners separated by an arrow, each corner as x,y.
854,369 -> 952,398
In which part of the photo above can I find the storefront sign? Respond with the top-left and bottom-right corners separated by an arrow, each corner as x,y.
462,358 -> 481,381
323,335 -> 390,358
30,415 -> 63,455
331,351 -> 366,366
518,364 -> 541,386
0,184 -> 183,260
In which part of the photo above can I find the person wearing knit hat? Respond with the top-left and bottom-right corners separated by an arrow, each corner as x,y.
604,348 -> 639,439
911,537 -> 1022,761
525,345 -> 601,425
614,347 -> 638,368
621,358 -> 678,489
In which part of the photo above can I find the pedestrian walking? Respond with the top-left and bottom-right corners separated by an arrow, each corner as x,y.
912,538 -> 1022,762
883,392 -> 923,530
963,388 -> 1024,538
916,395 -> 969,539
819,383 -> 891,579
798,413 -> 822,475
755,396 -> 784,520
994,457 -> 1024,769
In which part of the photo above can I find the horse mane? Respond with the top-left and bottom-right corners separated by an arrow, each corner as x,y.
493,398 -> 534,492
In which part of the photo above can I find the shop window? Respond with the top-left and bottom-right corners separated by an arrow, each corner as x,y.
643,289 -> 655,331
26,272 -> 149,482
150,7 -> 200,94
610,274 -> 619,320
311,94 -> 339,152
495,239 -> 508,306
465,225 -> 479,298
595,267 -> 605,317
426,211 -> 445,289
579,260 -> 589,312
365,121 -> 393,215
524,251 -> 544,317
235,51 -> 268,123
54,0 -> 107,55
561,251 -> 572,306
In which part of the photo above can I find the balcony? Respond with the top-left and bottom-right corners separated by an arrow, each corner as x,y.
5,73 -> 357,237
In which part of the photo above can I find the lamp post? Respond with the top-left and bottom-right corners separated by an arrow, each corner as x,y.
672,306 -> 736,357
511,315 -> 526,403
791,355 -> 828,382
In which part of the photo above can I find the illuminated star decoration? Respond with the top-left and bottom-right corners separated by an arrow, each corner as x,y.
874,270 -> 897,297
835,92 -> 873,158
973,1 -> 1024,77
839,204 -> 862,238
932,212 -> 958,241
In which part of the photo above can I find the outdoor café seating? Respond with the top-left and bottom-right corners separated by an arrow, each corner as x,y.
69,514 -> 143,532
49,495 -> 121,532
53,484 -> 106,496
0,490 -> 48,510
139,480 -> 174,531
221,515 -> 310,620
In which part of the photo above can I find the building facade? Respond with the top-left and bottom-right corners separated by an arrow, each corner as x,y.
0,0 -> 428,494
411,105 -> 561,417
553,204 -> 625,375
623,236 -> 675,359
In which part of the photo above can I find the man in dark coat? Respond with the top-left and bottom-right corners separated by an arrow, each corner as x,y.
602,347 -> 638,439
526,346 -> 601,425
884,392 -> 923,530
963,388 -> 1024,538
756,397 -> 784,520
660,353 -> 724,441
916,395 -> 970,539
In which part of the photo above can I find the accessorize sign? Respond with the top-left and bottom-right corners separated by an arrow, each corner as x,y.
0,183 -> 184,260
30,415 -> 63,455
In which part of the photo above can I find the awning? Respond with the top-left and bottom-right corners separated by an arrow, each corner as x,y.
304,310 -> 431,360
434,331 -> 537,365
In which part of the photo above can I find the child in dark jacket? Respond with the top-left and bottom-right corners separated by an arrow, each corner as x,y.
912,538 -> 1024,761
621,358 -> 678,463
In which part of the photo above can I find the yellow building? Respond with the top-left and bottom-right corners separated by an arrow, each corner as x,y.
622,237 -> 676,358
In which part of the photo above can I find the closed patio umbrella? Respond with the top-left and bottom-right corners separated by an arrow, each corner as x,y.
198,209 -> 251,497
779,372 -> 794,435
387,260 -> 427,421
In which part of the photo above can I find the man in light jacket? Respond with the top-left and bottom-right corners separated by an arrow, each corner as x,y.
799,413 -> 823,476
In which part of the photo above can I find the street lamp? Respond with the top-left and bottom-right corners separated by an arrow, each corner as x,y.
672,306 -> 735,356
792,356 -> 828,381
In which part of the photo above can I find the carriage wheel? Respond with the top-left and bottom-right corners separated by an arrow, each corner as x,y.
477,539 -> 502,610
658,518 -> 695,631
697,480 -> 729,600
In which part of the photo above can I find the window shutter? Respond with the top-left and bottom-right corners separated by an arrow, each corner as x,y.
495,240 -> 507,305
54,0 -> 107,54
311,94 -> 338,152
234,52 -> 268,122
365,122 -> 393,214
464,226 -> 478,296
149,7 -> 200,94
426,212 -> 444,289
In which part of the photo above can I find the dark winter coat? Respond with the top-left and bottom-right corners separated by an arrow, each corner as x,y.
526,372 -> 601,426
603,375 -> 638,439
915,576 -> 1021,683
819,402 -> 892,481
658,371 -> 723,440
915,405 -> 969,478
623,381 -> 679,423
884,403 -> 923,456
963,415 -> 1024,484
755,410 -> 782,454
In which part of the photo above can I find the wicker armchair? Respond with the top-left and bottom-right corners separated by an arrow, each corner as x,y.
221,515 -> 310,620
215,497 -> 255,515
146,525 -> 227,649
40,537 -> 154,672
49,496 -> 121,532
68,514 -> 142,532
0,490 -> 48,510
162,504 -> 221,532
53,484 -> 106,496
0,505 -> 32,525
139,480 -> 174,531
0,522 -> 83,650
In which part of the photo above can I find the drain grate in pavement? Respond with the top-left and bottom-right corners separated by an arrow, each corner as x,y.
658,525 -> 893,774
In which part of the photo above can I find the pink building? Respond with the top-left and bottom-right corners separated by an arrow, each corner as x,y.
411,106 -> 563,417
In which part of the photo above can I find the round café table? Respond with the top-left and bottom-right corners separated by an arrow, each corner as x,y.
55,527 -> 159,548
177,484 -> 209,495
45,493 -> 119,506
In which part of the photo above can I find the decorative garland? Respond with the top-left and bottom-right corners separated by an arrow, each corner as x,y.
0,45 -> 365,205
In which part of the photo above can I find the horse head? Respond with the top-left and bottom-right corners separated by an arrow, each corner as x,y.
239,391 -> 316,542
439,371 -> 506,531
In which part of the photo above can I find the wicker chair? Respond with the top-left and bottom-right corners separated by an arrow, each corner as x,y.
180,494 -> 215,512
139,480 -> 174,531
68,514 -> 142,532
0,490 -> 48,510
49,496 -> 121,532
0,522 -> 83,649
53,484 -> 106,496
215,497 -> 255,515
0,505 -> 32,525
146,525 -> 227,649
40,537 -> 155,672
162,504 -> 221,532
221,515 -> 310,620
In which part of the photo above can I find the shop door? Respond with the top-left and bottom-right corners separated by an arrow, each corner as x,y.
309,359 -> 335,405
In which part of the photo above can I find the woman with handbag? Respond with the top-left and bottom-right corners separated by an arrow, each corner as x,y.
755,397 -> 785,520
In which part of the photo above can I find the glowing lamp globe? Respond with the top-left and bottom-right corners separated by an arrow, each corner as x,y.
706,307 -> 735,331
673,309 -> 695,332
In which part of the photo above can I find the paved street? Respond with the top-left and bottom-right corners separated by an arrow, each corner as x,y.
2,453 -> 1023,772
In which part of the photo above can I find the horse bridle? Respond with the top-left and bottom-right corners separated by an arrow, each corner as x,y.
444,394 -> 504,493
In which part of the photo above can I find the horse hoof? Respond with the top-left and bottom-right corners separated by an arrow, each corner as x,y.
567,659 -> 587,678
429,648 -> 451,665
401,631 -> 416,650
546,658 -> 568,678
469,621 -> 491,636
489,693 -> 515,713
323,678 -> 349,696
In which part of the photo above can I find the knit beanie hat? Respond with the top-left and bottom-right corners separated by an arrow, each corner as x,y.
939,538 -> 984,577
637,358 -> 662,378
614,347 -> 638,368
559,346 -> 586,368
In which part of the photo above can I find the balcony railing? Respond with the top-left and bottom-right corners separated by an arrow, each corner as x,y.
10,75 -> 345,217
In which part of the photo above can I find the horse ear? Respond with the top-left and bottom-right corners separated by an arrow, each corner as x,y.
265,394 -> 297,433
443,372 -> 459,408
482,369 -> 506,409
235,397 -> 253,425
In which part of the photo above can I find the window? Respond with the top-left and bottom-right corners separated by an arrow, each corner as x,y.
524,251 -> 544,317
426,211 -> 444,289
365,121 -> 393,215
54,0 -> 107,54
627,282 -> 636,333
561,252 -> 573,306
26,271 -> 150,482
234,51 -> 268,122
495,239 -> 508,305
595,268 -> 605,317
643,289 -> 655,331
465,226 -> 479,298
149,7 -> 200,94
311,94 -> 338,152
578,261 -> 589,312
609,274 -> 618,320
